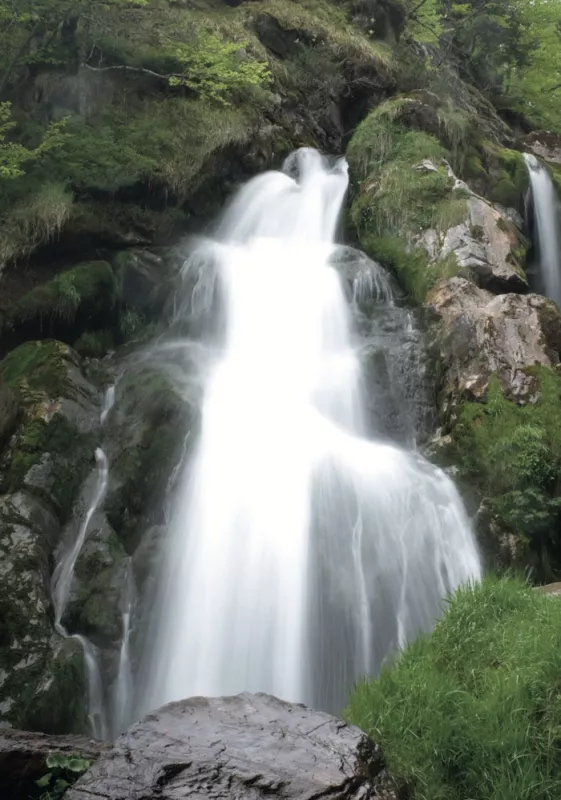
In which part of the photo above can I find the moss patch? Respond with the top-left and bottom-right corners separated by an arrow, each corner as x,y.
347,97 -> 465,302
444,369 -> 561,577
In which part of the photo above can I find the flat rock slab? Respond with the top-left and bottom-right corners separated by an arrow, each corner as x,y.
68,693 -> 399,799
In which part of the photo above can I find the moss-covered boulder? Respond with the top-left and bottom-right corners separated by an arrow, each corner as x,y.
103,363 -> 197,554
346,96 -> 530,303
0,492 -> 87,733
0,262 -> 118,356
0,341 -> 99,518
61,515 -> 128,648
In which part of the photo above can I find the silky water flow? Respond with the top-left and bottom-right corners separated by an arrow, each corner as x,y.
524,153 -> 561,307
137,149 -> 481,718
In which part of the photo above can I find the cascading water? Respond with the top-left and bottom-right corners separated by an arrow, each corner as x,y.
524,154 -> 561,306
137,149 -> 481,718
51,385 -> 115,740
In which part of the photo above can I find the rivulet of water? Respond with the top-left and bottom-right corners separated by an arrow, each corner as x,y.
524,153 -> 561,307
137,148 -> 481,717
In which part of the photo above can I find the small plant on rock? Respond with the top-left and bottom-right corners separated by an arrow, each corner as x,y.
36,754 -> 91,799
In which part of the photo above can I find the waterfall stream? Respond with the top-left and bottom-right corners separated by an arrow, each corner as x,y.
51,385 -> 116,739
136,149 -> 481,718
524,154 -> 561,307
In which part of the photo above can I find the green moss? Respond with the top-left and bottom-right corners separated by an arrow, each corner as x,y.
73,330 -> 115,359
449,369 -> 561,574
347,99 -> 465,301
347,576 -> 561,800
484,144 -> 529,208
0,341 -> 70,397
4,261 -> 117,336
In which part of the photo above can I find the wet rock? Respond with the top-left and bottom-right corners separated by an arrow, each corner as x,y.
68,693 -> 399,800
111,248 -> 179,318
0,726 -> 109,800
0,261 -> 118,356
61,510 -> 128,648
104,363 -> 196,553
522,131 -> 561,165
0,492 -> 87,733
427,278 -> 561,404
0,341 -> 100,517
0,380 -> 18,448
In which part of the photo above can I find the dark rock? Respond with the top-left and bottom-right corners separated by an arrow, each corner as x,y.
0,380 -> 18,448
68,693 -> 399,800
0,727 -> 110,800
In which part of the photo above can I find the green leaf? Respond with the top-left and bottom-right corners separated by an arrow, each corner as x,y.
35,772 -> 52,788
67,757 -> 90,773
46,754 -> 67,769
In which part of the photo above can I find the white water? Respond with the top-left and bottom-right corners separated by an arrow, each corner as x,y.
51,385 -> 116,739
139,149 -> 481,716
524,154 -> 561,307
111,564 -> 135,738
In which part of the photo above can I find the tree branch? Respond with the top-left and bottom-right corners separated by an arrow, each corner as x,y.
82,62 -> 173,82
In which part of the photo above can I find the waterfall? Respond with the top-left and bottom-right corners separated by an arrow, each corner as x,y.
524,154 -> 561,307
51,385 -> 115,739
137,148 -> 481,718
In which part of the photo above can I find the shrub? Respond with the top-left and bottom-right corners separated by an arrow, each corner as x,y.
451,370 -> 561,557
347,576 -> 561,800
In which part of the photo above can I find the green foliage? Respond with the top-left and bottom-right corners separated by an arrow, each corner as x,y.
0,102 -> 67,180
3,261 -> 116,333
0,181 -> 73,269
347,98 -> 466,301
169,30 -> 271,104
452,369 -> 561,555
37,753 -> 91,800
347,576 -> 561,800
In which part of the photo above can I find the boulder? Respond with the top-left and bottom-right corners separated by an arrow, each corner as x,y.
522,131 -> 561,165
68,693 -> 398,800
427,278 -> 561,404
415,168 -> 528,294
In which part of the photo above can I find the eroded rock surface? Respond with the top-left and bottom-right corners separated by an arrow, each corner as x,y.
427,278 -> 561,404
68,693 -> 399,800
0,727 -> 110,800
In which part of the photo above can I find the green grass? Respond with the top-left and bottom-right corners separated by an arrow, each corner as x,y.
450,369 -> 561,553
347,576 -> 561,800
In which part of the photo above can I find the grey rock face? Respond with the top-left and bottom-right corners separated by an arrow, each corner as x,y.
68,693 -> 399,800
0,381 -> 18,447
415,167 -> 528,293
427,277 -> 561,404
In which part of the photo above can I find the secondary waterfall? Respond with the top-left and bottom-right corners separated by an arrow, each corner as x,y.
138,149 -> 481,717
524,154 -> 561,307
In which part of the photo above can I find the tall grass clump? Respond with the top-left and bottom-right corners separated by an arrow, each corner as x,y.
347,576 -> 561,800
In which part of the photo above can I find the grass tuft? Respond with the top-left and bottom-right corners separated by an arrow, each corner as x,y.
347,576 -> 561,800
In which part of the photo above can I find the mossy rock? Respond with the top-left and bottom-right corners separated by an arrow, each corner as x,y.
63,521 -> 128,646
481,144 -> 529,209
442,368 -> 561,580
104,365 -> 197,553
20,637 -> 88,735
0,492 -> 88,734
0,341 -> 99,519
0,261 -> 118,355
346,98 -> 464,301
